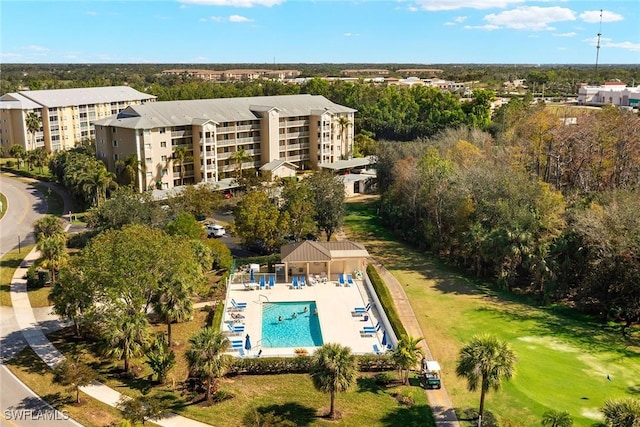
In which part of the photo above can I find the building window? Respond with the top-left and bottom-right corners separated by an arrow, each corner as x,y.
161,169 -> 168,176
161,155 -> 167,162
144,143 -> 152,150
160,141 -> 167,148
114,154 -> 119,161
112,141 -> 118,147
159,128 -> 166,134
145,157 -> 152,163
111,127 -> 117,133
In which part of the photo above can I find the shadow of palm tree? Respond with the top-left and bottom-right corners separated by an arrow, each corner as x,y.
247,402 -> 317,427
356,376 -> 385,394
380,404 -> 435,427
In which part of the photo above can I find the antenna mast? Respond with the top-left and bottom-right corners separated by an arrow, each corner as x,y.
594,9 -> 603,82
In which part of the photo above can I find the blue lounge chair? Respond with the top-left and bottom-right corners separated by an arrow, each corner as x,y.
338,274 -> 346,286
238,347 -> 245,356
353,302 -> 371,313
292,277 -> 299,290
299,276 -> 306,288
268,276 -> 275,289
226,323 -> 245,335
347,274 -> 355,286
373,344 -> 382,354
259,276 -> 266,290
231,340 -> 244,348
362,322 -> 381,334
231,298 -> 247,309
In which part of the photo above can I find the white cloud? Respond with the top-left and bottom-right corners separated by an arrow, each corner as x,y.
454,15 -> 468,23
229,14 -> 252,22
179,0 -> 283,7
464,24 -> 500,30
408,5 -> 418,12
553,32 -> 576,37
584,36 -> 640,52
343,32 -> 360,37
413,0 -> 524,11
580,10 -> 624,23
484,6 -> 576,31
86,11 -> 97,16
24,45 -> 50,52
208,16 -> 225,21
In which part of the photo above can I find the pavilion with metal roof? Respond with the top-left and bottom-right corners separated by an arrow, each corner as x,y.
280,240 -> 369,282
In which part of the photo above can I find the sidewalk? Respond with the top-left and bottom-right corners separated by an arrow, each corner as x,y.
336,229 -> 460,426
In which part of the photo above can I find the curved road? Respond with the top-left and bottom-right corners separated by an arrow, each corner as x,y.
0,174 -> 79,427
0,175 -> 48,259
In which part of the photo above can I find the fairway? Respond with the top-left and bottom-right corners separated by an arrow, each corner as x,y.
344,198 -> 640,426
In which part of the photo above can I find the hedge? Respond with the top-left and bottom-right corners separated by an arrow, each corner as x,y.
229,353 -> 395,375
2,165 -> 53,182
366,264 -> 408,339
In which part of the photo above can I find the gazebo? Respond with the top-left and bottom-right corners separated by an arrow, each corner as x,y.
280,240 -> 369,283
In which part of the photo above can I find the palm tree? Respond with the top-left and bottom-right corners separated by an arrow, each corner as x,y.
115,153 -> 141,187
25,111 -> 41,151
310,343 -> 357,420
601,397 -> 640,427
37,234 -> 67,283
391,335 -> 424,384
185,327 -> 231,402
32,147 -> 49,174
80,164 -> 117,207
152,278 -> 193,347
145,334 -> 176,384
172,146 -> 192,186
104,312 -> 150,373
541,410 -> 574,427
231,147 -> 252,181
9,145 -> 27,168
335,116 -> 352,158
456,334 -> 517,425
33,215 -> 65,241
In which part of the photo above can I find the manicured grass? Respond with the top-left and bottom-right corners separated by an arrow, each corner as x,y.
0,191 -> 7,220
27,282 -> 53,307
0,244 -> 36,306
34,183 -> 64,215
5,346 -> 128,427
344,198 -> 640,427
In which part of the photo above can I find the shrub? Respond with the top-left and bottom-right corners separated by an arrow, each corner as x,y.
228,354 -> 395,375
6,160 -> 14,168
366,264 -> 408,338
374,371 -> 395,386
212,390 -> 234,403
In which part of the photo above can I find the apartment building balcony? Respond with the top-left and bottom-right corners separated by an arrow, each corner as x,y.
237,137 -> 259,144
171,130 -> 192,138
284,120 -> 308,127
237,124 -> 260,132
285,131 -> 309,139
217,126 -> 235,133
282,143 -> 304,151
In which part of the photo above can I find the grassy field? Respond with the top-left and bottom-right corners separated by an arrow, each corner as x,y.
344,198 -> 640,427
34,183 -> 64,215
0,191 -> 6,220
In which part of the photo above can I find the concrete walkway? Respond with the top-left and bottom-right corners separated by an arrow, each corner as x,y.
7,182 -> 212,427
336,226 -> 460,427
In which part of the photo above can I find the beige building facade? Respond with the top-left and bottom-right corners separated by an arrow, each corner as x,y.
0,86 -> 156,154
93,94 -> 356,192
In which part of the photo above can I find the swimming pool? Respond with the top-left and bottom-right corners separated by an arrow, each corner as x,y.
261,301 -> 323,348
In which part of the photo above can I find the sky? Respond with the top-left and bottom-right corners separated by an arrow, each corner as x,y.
1,0 -> 639,64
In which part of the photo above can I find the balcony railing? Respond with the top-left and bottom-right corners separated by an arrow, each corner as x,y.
171,130 -> 192,138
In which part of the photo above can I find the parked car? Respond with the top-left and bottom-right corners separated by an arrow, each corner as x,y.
206,224 -> 226,238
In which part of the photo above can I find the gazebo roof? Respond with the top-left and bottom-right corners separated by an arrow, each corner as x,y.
281,240 -> 369,263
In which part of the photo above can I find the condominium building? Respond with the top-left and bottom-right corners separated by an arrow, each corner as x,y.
93,94 -> 356,192
577,82 -> 640,108
161,69 -> 301,82
0,86 -> 156,153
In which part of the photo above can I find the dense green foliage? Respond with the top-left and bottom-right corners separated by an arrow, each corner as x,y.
376,106 -> 640,328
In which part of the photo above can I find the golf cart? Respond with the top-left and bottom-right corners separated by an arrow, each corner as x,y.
422,360 -> 442,389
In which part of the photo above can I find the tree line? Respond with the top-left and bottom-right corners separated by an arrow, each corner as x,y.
376,105 -> 640,332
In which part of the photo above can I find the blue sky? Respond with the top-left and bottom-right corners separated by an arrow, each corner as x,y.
1,0 -> 638,64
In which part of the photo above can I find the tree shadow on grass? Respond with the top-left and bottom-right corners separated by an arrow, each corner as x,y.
356,376 -> 386,394
5,345 -> 50,376
248,402 -> 317,427
12,393 -> 72,411
380,404 -> 435,427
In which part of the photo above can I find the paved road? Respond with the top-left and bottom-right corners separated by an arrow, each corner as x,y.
0,176 -> 48,259
0,174 -> 79,427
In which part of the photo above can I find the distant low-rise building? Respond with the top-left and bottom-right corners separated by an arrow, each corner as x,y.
93,94 -> 355,192
0,86 -> 155,153
161,68 -> 301,82
577,81 -> 640,108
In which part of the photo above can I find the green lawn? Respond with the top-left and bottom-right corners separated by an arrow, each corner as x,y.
344,198 -> 640,427
0,245 -> 36,306
34,183 -> 64,215
0,191 -> 7,220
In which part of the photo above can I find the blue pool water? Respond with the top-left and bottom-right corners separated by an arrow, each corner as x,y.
261,301 -> 323,348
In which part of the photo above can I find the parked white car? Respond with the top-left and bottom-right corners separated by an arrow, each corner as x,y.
206,224 -> 226,238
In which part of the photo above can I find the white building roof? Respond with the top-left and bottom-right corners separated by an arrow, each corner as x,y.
319,157 -> 375,171
13,86 -> 156,108
260,159 -> 298,171
94,94 -> 356,130
0,93 -> 42,110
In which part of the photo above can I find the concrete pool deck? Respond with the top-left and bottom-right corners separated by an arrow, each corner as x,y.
222,278 -> 387,357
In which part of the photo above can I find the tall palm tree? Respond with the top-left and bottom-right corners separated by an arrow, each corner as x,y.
185,327 -> 231,402
80,164 -> 117,207
601,397 -> 640,427
32,147 -> 49,174
172,146 -> 192,186
391,335 -> 424,384
541,410 -> 574,427
335,116 -> 352,158
231,147 -> 252,181
37,234 -> 67,283
25,111 -> 41,151
104,312 -> 150,373
9,145 -> 27,169
115,153 -> 141,187
456,334 -> 517,425
33,215 -> 65,241
310,343 -> 357,420
152,278 -> 193,347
